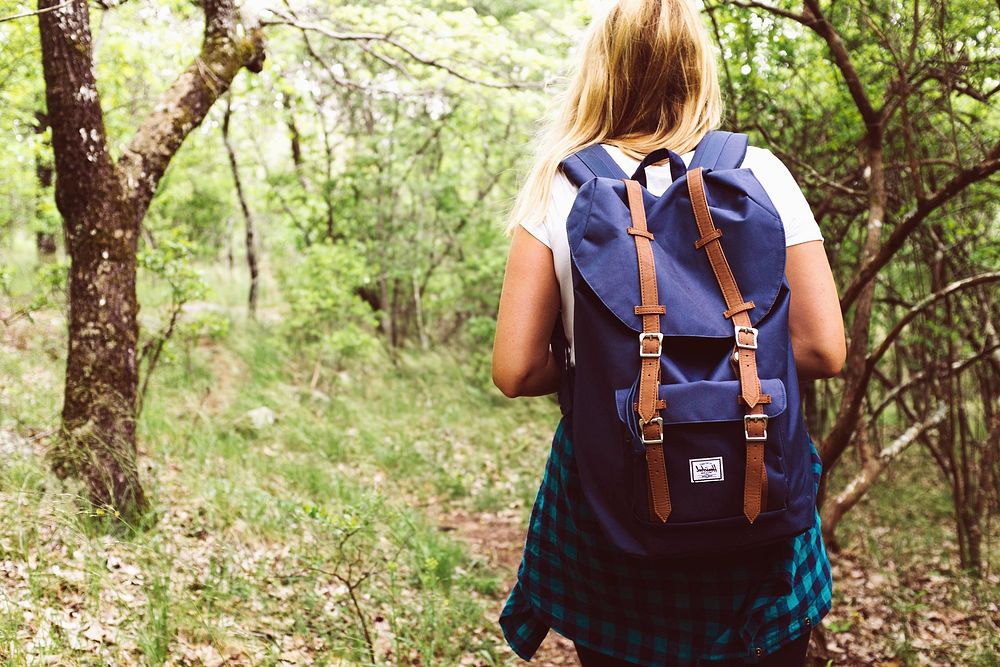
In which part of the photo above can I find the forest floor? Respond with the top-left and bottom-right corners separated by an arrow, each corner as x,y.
0,263 -> 998,666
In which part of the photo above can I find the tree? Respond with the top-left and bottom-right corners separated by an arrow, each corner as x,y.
221,95 -> 260,320
257,1 -> 557,351
713,0 -> 1000,565
37,0 -> 265,522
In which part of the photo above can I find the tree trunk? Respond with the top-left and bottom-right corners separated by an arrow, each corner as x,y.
378,270 -> 392,340
819,131 -> 886,476
37,0 -> 265,524
283,95 -> 310,192
36,232 -> 58,256
222,98 -> 259,320
38,0 -> 145,518
412,271 -> 428,350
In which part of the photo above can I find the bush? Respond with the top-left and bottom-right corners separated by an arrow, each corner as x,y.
278,241 -> 380,360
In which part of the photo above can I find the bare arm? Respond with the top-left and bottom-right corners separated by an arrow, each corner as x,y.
492,226 -> 562,398
785,240 -> 847,380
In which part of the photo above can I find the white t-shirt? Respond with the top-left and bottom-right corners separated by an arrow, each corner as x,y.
520,144 -> 823,364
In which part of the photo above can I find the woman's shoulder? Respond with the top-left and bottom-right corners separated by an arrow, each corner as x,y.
521,167 -> 581,247
549,167 -> 579,206
739,145 -> 805,197
741,144 -> 788,172
741,145 -> 823,245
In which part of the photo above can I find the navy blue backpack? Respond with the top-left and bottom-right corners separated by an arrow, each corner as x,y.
552,131 -> 816,558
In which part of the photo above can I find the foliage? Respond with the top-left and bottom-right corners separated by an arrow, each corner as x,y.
277,240 -> 380,360
138,231 -> 207,310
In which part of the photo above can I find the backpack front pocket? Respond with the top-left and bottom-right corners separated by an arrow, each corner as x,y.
615,378 -> 789,526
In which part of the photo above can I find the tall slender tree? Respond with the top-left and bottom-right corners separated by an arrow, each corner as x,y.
222,96 -> 260,320
37,0 -> 265,522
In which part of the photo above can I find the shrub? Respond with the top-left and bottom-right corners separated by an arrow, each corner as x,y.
278,241 -> 380,360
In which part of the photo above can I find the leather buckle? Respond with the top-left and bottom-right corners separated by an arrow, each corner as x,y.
735,325 -> 758,350
639,332 -> 663,358
743,414 -> 768,441
641,417 -> 664,444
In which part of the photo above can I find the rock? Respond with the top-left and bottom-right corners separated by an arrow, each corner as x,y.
0,430 -> 32,457
245,406 -> 276,429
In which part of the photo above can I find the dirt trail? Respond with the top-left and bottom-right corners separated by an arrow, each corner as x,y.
441,509 -> 579,665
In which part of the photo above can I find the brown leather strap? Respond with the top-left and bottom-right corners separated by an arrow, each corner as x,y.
686,168 -> 769,523
624,179 -> 671,523
633,399 -> 667,411
627,227 -> 655,240
744,405 -> 768,522
693,228 -> 723,249
723,301 -> 755,319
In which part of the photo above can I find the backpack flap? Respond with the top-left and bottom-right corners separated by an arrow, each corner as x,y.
566,172 -> 786,338
615,379 -> 787,436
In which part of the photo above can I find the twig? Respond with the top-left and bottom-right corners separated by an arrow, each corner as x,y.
0,0 -> 71,24
866,272 -> 1000,373
261,11 -> 543,90
840,140 -> 1000,309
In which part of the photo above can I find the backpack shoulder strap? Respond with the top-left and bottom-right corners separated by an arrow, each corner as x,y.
623,179 -> 672,524
686,167 -> 770,524
560,144 -> 630,187
689,131 -> 749,171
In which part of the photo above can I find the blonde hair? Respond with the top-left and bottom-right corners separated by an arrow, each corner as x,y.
506,0 -> 722,235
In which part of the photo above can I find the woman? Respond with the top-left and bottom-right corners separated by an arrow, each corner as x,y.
491,1 -> 846,665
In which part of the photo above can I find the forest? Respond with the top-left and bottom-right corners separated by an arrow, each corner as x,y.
0,0 -> 997,664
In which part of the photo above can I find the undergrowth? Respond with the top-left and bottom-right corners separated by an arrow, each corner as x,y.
0,251 -> 995,664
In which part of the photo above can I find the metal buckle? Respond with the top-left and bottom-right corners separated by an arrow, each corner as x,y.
641,417 -> 664,444
743,414 -> 768,441
735,325 -> 759,350
639,332 -> 663,358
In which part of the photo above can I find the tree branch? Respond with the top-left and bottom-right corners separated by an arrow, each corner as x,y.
802,0 -> 879,128
840,141 -> 1000,309
869,343 -> 1000,422
865,272 -> 1000,378
1,0 -> 70,23
724,0 -> 878,127
261,13 -> 542,91
118,0 -> 265,214
821,402 -> 946,545
822,272 -> 1000,469
722,0 -> 808,24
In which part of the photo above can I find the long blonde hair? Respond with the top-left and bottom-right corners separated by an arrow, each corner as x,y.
506,0 -> 722,234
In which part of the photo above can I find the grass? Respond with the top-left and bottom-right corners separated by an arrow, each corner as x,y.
1,237 -> 996,664
0,240 -> 558,664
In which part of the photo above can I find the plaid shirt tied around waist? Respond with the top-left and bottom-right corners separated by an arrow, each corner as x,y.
499,416 -> 832,665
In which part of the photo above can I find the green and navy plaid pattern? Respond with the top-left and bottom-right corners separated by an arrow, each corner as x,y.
499,416 -> 832,665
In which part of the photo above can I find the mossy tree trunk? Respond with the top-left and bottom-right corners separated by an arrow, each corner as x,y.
37,0 -> 265,523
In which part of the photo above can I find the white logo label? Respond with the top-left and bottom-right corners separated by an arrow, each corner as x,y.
689,456 -> 724,483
